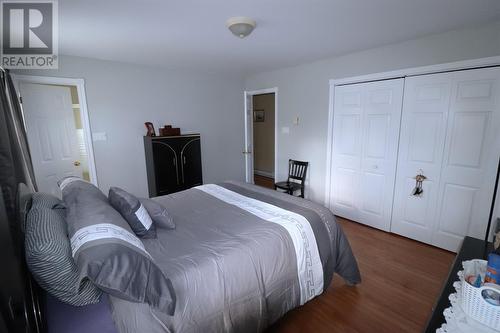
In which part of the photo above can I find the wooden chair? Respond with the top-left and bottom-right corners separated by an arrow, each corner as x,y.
274,159 -> 308,198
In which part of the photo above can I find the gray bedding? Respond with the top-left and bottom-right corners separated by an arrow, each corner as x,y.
109,181 -> 360,333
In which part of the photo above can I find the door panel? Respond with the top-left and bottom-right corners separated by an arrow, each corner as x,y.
402,177 -> 435,227
21,83 -> 82,197
447,112 -> 488,168
152,141 -> 179,196
334,168 -> 357,208
365,114 -> 389,158
408,112 -> 444,163
392,67 -> 500,252
361,172 -> 384,215
244,93 -> 254,183
331,78 -> 403,231
180,138 -> 203,189
438,184 -> 477,236
433,67 -> 500,251
391,73 -> 452,244
331,85 -> 363,223
336,114 -> 361,156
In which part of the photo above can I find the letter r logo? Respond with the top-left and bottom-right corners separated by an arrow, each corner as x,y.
2,2 -> 53,54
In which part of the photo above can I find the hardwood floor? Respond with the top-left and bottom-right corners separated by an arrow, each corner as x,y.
268,217 -> 454,333
254,174 -> 275,189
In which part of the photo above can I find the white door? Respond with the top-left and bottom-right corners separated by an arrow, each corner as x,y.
244,91 -> 254,183
20,83 -> 83,197
392,67 -> 500,252
330,78 -> 404,231
391,73 -> 453,244
433,67 -> 500,251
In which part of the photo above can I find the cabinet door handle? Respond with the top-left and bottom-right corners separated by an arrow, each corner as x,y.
180,154 -> 185,184
172,158 -> 179,184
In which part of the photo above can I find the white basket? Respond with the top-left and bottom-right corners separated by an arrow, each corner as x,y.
461,260 -> 500,331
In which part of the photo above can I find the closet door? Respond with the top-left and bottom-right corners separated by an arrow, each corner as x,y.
392,67 -> 500,251
331,79 -> 403,231
391,73 -> 452,244
433,67 -> 500,251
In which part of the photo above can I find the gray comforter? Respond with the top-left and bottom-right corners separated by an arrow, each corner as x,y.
109,181 -> 360,333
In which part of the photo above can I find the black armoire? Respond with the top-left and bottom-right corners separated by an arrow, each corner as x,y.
144,134 -> 203,197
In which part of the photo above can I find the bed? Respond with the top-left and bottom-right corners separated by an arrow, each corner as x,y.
4,180 -> 361,333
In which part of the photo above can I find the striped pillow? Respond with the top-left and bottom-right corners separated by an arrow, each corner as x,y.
30,192 -> 65,210
25,205 -> 101,306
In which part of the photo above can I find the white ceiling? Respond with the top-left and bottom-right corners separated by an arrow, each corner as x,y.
59,0 -> 500,76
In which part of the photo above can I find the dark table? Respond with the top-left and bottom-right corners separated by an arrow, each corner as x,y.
424,236 -> 492,332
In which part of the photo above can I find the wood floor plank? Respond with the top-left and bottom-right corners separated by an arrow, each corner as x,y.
254,174 -> 275,189
267,217 -> 454,333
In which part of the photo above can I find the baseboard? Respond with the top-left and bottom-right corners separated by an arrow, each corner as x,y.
254,170 -> 274,178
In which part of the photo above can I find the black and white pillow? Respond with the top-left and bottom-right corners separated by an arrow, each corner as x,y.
108,187 -> 156,238
25,196 -> 101,306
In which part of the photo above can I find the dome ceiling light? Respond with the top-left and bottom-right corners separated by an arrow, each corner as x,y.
226,17 -> 256,38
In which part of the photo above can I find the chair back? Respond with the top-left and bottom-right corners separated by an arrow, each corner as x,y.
287,159 -> 308,185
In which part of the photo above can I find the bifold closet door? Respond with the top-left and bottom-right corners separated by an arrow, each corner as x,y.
391,67 -> 500,252
330,79 -> 403,231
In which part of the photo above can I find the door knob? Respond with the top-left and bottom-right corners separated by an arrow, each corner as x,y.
73,161 -> 81,166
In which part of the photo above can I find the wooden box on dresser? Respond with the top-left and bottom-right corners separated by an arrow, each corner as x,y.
144,134 -> 203,197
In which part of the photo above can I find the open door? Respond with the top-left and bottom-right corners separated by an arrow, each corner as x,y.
244,89 -> 278,186
244,91 -> 254,183
18,81 -> 96,198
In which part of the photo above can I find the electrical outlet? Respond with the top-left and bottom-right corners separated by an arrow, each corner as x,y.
92,132 -> 107,141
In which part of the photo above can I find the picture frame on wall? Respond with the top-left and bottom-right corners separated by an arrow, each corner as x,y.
144,122 -> 156,136
254,110 -> 265,122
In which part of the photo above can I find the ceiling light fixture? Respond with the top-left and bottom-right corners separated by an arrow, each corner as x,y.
226,17 -> 256,38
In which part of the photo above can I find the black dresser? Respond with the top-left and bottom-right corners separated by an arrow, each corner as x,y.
144,134 -> 203,197
424,237 -> 492,332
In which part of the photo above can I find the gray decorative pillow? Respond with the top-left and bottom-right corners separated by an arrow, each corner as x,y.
108,187 -> 156,238
25,203 -> 102,306
140,198 -> 175,230
58,176 -> 106,199
60,178 -> 176,315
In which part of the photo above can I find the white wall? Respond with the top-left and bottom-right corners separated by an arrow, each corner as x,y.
245,21 -> 500,204
15,55 -> 245,197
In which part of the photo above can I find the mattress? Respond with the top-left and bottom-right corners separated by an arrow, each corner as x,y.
108,181 -> 361,333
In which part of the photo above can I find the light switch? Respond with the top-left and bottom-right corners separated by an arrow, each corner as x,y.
281,127 -> 290,134
92,132 -> 107,141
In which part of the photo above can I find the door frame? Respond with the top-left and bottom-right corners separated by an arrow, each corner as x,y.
11,74 -> 99,187
325,55 -> 500,208
244,87 -> 278,183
